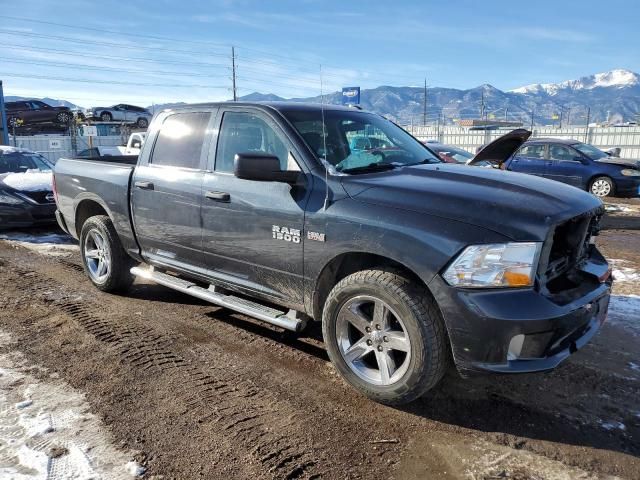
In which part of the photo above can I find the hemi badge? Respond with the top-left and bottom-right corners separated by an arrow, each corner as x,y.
307,231 -> 326,242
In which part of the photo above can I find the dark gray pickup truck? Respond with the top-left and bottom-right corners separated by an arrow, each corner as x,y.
53,102 -> 612,404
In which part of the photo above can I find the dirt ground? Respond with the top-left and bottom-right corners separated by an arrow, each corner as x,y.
0,199 -> 639,479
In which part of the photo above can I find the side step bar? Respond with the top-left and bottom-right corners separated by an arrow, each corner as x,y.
130,266 -> 305,332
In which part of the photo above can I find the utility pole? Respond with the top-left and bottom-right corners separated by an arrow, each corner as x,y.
530,108 -> 535,131
480,91 -> 485,119
566,107 -> 571,127
585,107 -> 591,142
423,78 -> 427,126
231,46 -> 237,101
504,106 -> 509,121
0,80 -> 8,145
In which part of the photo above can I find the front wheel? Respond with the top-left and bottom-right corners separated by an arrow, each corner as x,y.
589,176 -> 614,197
80,215 -> 134,292
322,269 -> 448,405
56,112 -> 71,123
136,117 -> 149,128
100,112 -> 113,122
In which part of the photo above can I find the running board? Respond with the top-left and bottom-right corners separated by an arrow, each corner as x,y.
130,266 -> 304,332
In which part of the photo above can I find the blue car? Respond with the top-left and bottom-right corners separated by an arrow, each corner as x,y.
504,138 -> 640,198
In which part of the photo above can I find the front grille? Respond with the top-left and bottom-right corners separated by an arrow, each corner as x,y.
541,208 -> 603,288
18,191 -> 54,204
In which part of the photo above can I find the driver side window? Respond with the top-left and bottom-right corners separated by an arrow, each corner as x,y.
215,111 -> 297,173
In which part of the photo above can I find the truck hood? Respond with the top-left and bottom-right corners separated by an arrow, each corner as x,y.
340,163 -> 602,241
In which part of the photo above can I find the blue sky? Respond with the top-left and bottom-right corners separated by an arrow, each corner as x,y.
1,0 -> 638,107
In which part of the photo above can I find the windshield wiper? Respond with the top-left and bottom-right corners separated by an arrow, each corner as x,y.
338,162 -> 397,174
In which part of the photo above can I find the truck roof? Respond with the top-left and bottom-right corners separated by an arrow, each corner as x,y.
162,101 -> 363,114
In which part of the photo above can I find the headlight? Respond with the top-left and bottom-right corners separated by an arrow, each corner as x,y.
443,242 -> 542,288
621,169 -> 640,177
0,191 -> 24,205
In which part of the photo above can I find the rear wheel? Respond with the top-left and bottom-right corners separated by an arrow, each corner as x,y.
100,112 -> 113,122
589,176 -> 614,197
80,215 -> 134,292
136,117 -> 149,128
322,269 -> 448,405
56,112 -> 71,123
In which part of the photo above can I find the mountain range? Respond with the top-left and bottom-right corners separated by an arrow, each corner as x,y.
6,69 -> 639,126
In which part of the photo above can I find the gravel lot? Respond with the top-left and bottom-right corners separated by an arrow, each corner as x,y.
0,199 -> 638,479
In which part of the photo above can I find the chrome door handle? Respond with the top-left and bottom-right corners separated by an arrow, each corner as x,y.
134,181 -> 154,190
205,191 -> 230,202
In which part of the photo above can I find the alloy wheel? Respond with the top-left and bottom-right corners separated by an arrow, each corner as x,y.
336,295 -> 412,386
83,229 -> 111,283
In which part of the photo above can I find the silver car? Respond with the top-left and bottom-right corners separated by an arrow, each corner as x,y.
86,104 -> 152,128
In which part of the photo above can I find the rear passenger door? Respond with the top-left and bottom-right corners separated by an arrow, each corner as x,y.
545,144 -> 585,188
509,144 -> 547,177
131,110 -> 215,270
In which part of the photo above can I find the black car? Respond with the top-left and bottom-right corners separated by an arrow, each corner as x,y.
0,147 -> 56,228
5,100 -> 72,127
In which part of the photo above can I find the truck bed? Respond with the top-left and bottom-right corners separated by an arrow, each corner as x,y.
53,157 -> 139,255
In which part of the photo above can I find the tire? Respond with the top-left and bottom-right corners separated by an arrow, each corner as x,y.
136,117 -> 149,128
79,215 -> 134,293
100,112 -> 113,122
589,176 -> 614,197
56,112 -> 71,124
322,269 -> 448,405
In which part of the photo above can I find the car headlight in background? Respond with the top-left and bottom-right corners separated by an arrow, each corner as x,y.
620,169 -> 640,177
0,191 -> 25,205
443,242 -> 542,288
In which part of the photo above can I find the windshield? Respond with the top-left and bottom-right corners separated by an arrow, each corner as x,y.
283,109 -> 442,173
427,144 -> 473,163
0,151 -> 52,174
573,142 -> 608,160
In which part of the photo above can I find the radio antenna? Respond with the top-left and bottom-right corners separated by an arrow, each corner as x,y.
320,64 -> 330,210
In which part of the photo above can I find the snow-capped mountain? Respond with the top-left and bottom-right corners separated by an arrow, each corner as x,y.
510,69 -> 640,95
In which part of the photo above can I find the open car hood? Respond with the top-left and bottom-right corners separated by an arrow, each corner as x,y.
466,129 -> 532,166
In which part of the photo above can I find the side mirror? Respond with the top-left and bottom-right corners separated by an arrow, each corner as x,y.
234,152 -> 299,183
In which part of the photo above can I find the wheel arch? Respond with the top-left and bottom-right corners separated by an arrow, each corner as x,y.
74,197 -> 112,237
312,251 -> 431,322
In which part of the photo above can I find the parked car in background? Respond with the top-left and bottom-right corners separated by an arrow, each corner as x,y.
0,146 -> 56,228
76,146 -> 127,159
85,104 -> 152,128
424,141 -> 474,164
503,138 -> 640,197
5,100 -> 72,127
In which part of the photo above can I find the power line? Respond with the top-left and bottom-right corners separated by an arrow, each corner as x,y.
0,72 -> 230,89
0,57 -> 230,78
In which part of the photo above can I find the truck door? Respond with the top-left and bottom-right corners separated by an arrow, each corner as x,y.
131,110 -> 214,270
200,109 -> 308,306
545,144 -> 585,188
508,144 -> 547,177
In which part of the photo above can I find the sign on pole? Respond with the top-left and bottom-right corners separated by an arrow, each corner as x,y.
0,81 -> 9,145
341,87 -> 360,106
82,125 -> 98,137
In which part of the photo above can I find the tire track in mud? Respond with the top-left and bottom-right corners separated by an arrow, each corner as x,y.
4,261 -> 323,480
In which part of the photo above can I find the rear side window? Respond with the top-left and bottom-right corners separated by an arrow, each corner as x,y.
151,112 -> 211,169
518,144 -> 545,159
549,145 -> 576,161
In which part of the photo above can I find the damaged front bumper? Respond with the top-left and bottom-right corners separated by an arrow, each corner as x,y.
429,249 -> 611,376
0,203 -> 57,229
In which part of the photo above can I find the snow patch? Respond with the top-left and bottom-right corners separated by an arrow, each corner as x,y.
0,330 -> 144,479
609,258 -> 640,283
607,294 -> 640,335
509,69 -> 639,95
1,171 -> 52,192
0,230 -> 78,257
599,420 -> 626,431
